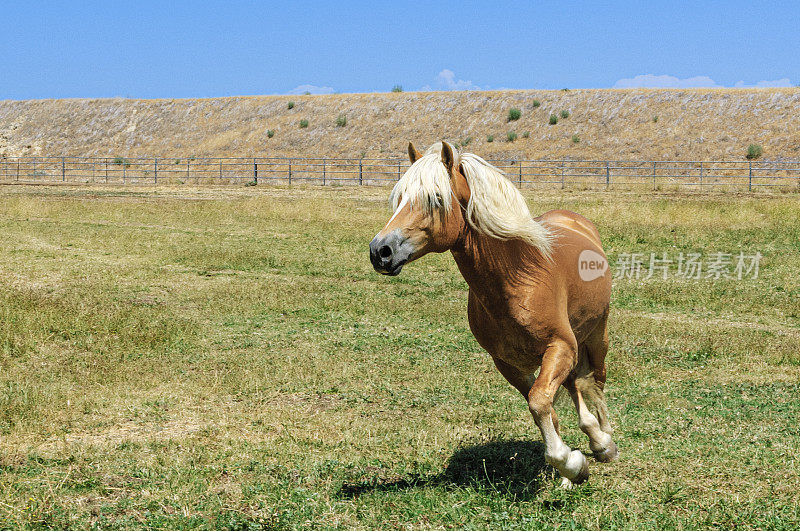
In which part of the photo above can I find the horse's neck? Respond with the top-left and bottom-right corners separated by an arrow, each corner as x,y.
451,229 -> 546,302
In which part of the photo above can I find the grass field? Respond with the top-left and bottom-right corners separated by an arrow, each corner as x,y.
0,184 -> 798,529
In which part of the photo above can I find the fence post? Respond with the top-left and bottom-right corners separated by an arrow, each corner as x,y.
123,159 -> 126,183
605,162 -> 610,188
61,157 -> 65,181
748,161 -> 752,191
518,161 -> 523,188
653,161 -> 656,190
154,158 -> 158,184
105,160 -> 108,183
699,161 -> 703,186
16,160 -> 19,181
561,161 -> 565,189
253,158 -> 258,184
219,160 -> 223,180
288,159 -> 292,185
359,159 -> 363,185
323,159 -> 326,185
397,160 -> 401,181
187,159 -> 190,181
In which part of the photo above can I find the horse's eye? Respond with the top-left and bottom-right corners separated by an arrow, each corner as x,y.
435,193 -> 444,205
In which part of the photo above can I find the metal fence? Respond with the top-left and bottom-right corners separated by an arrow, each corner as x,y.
2,156 -> 800,191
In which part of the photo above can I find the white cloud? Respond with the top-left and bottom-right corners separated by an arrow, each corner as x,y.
734,78 -> 793,88
421,69 -> 481,91
613,74 -> 723,89
287,84 -> 335,95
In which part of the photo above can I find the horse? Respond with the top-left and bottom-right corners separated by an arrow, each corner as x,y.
369,141 -> 618,487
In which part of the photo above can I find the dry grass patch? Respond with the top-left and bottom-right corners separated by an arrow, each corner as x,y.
2,88 -> 800,161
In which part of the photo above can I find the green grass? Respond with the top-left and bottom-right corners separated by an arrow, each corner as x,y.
747,143 -> 763,160
0,185 -> 798,528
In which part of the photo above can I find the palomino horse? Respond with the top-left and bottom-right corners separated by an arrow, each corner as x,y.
369,142 -> 618,487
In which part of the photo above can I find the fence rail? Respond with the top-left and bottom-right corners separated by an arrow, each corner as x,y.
2,156 -> 800,191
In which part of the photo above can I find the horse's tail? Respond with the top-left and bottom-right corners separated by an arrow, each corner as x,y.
573,343 -> 613,434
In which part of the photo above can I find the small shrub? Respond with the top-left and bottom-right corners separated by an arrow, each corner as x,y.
549,114 -> 558,125
507,108 -> 521,122
245,180 -> 257,187
522,131 -> 530,138
532,99 -> 541,108
560,110 -> 570,119
299,119 -> 309,128
267,130 -> 275,138
461,137 -> 472,147
113,156 -> 131,168
746,144 -> 763,160
507,131 -> 518,142
174,159 -> 181,165
487,135 -> 494,143
303,91 -> 311,95
336,114 -> 347,127
653,115 -> 659,123
391,85 -> 403,93
572,134 -> 580,143
287,101 -> 295,109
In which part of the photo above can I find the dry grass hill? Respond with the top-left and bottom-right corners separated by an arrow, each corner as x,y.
1,88 -> 799,161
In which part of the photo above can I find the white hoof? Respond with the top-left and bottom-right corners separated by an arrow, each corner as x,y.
560,476 -> 576,489
563,450 -> 590,484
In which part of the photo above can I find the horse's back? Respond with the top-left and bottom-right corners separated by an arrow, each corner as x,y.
538,209 -> 603,249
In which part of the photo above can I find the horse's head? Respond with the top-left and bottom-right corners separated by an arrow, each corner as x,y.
370,141 -> 470,275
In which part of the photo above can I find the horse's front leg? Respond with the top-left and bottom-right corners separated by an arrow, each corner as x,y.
492,355 -> 563,433
528,340 -> 589,488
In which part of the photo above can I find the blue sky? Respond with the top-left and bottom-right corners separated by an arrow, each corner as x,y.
1,1 -> 797,99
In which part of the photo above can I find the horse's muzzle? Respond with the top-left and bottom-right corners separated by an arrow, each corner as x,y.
369,230 -> 412,276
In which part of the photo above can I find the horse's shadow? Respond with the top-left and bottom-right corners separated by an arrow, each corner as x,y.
339,439 -> 550,501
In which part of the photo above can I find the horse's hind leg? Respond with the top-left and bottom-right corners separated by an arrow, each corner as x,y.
581,316 -> 614,434
565,375 -> 618,463
570,319 -> 619,462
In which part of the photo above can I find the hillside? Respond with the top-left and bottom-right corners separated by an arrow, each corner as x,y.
1,88 -> 799,161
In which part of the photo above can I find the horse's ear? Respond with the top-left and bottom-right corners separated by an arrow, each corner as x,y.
441,141 -> 455,174
408,142 -> 422,164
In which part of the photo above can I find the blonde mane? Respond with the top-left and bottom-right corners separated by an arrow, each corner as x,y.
389,142 -> 552,257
